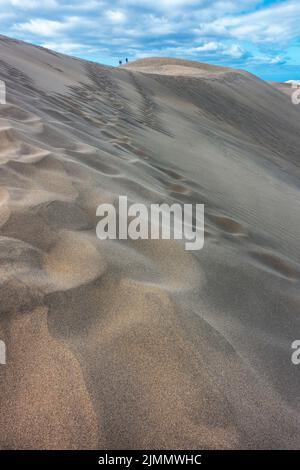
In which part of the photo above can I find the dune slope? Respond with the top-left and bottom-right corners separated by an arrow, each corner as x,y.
0,38 -> 300,449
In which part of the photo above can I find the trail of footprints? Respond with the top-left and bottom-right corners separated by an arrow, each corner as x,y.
128,71 -> 173,137
85,63 -> 172,157
86,63 -> 142,155
0,62 -> 298,285
42,63 -> 173,159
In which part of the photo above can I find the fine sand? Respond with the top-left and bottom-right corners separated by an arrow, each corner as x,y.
0,37 -> 300,449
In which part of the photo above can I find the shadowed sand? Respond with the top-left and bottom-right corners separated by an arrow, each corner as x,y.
0,40 -> 300,449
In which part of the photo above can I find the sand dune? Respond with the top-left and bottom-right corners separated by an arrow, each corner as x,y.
269,81 -> 295,97
122,57 -> 233,77
0,37 -> 300,449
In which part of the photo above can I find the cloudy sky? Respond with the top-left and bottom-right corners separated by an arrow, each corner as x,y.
0,0 -> 299,81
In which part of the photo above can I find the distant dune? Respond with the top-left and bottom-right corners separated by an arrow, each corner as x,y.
0,36 -> 300,449
268,81 -> 295,97
123,57 -> 234,77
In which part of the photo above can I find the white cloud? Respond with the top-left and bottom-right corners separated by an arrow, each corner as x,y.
14,16 -> 84,37
106,10 -> 127,23
194,41 -> 220,52
10,0 -> 57,8
121,0 -> 201,11
189,41 -> 247,60
41,41 -> 100,54
226,44 -> 246,59
251,54 -> 287,65
198,0 -> 300,44
15,19 -> 65,36
3,0 -> 299,73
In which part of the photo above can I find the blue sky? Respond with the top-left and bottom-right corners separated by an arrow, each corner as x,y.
0,0 -> 299,81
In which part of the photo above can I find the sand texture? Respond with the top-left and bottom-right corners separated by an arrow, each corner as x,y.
0,40 -> 300,449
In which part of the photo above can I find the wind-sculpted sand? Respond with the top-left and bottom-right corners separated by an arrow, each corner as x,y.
0,39 -> 300,449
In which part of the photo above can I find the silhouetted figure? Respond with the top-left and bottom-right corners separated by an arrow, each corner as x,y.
126,58 -> 128,63
119,60 -> 122,65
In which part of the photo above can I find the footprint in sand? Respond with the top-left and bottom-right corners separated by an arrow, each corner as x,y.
209,214 -> 247,237
250,251 -> 300,281
0,127 -> 50,164
0,104 -> 39,123
110,136 -> 132,145
101,129 -> 119,140
168,182 -> 191,195
152,164 -> 185,181
44,230 -> 107,292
